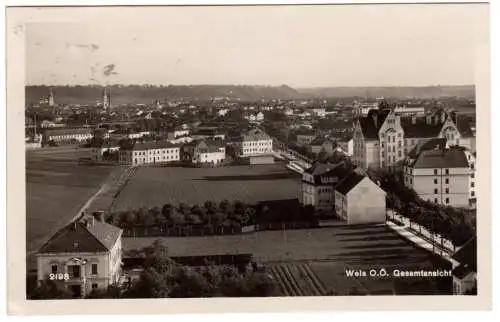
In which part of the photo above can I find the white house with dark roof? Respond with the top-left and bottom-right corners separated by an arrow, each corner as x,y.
182,139 -> 226,165
334,171 -> 386,225
118,141 -> 180,165
239,129 -> 273,156
403,146 -> 474,208
36,213 -> 123,298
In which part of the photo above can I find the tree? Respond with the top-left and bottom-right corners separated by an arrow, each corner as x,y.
28,280 -> 73,299
86,285 -> 122,299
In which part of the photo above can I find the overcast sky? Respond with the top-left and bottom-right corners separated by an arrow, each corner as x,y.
24,4 -> 488,87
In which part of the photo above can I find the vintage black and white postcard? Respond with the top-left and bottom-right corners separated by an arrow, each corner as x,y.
6,0 -> 492,315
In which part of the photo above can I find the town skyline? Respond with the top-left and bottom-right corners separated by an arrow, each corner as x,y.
25,4 -> 488,88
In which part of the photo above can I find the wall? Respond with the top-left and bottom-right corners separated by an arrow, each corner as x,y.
346,178 -> 386,224
411,167 -> 470,207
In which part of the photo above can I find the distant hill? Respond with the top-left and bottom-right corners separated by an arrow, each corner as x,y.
296,85 -> 475,99
25,84 -> 475,106
25,84 -> 302,105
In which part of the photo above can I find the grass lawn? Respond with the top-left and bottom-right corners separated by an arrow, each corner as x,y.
111,164 -> 301,212
26,147 -> 114,253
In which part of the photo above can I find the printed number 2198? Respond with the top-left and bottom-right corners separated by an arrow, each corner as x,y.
49,273 -> 70,280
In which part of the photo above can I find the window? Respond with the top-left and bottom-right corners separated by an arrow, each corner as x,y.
445,188 -> 449,194
434,179 -> 438,184
381,151 -> 384,158
398,151 -> 402,157
471,173 -> 475,179
434,169 -> 438,175
471,191 -> 475,197
445,178 -> 449,184
409,178 -> 413,185
445,198 -> 450,204
434,198 -> 438,203
471,182 -> 475,188
92,264 -> 98,275
92,283 -> 98,290
434,188 -> 438,194
445,169 -> 449,175
51,265 -> 58,274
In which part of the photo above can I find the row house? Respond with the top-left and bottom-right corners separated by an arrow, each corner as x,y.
118,141 -> 181,165
44,128 -> 93,144
403,145 -> 474,208
182,139 -> 226,165
36,213 -> 122,298
352,108 -> 475,170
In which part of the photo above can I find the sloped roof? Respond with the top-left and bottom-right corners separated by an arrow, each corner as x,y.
407,138 -> 447,159
45,128 -> 93,136
38,216 -> 122,254
401,120 -> 443,138
455,117 -> 474,138
412,148 -> 469,169
358,109 -> 390,140
242,129 -> 271,142
334,172 -> 366,195
452,237 -> 477,272
452,264 -> 475,279
304,163 -> 340,176
122,140 -> 180,151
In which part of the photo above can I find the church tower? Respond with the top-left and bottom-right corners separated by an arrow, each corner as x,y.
48,88 -> 55,107
103,88 -> 110,112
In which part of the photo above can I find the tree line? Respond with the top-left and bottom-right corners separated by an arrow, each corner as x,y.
105,199 -> 316,237
368,168 -> 475,247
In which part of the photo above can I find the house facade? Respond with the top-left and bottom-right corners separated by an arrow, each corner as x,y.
353,107 -> 475,170
239,129 -> 273,156
334,172 -> 386,225
182,139 -> 226,165
44,128 -> 93,144
36,213 -> 122,298
300,163 -> 347,211
403,146 -> 474,208
119,141 -> 181,165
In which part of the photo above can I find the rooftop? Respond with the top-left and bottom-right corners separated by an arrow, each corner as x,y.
334,172 -> 366,195
412,148 -> 469,169
38,214 -> 122,254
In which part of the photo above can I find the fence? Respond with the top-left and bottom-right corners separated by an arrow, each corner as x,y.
121,221 -> 319,238
389,212 -> 456,253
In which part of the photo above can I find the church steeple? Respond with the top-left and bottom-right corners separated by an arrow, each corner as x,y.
48,88 -> 55,108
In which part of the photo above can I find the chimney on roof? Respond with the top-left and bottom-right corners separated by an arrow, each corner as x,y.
93,211 -> 105,223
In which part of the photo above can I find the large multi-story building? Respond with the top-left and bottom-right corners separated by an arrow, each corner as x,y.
44,128 -> 93,144
352,107 -> 475,170
118,141 -> 180,165
300,163 -> 347,211
36,213 -> 122,298
403,145 -> 475,208
239,129 -> 273,156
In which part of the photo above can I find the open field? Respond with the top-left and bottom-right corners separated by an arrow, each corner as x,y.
26,147 -> 114,252
111,164 -> 301,212
123,224 -> 452,295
